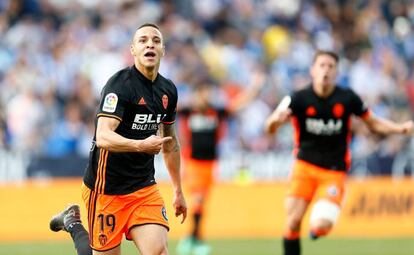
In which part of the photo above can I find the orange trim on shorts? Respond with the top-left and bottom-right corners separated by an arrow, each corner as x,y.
88,189 -> 97,247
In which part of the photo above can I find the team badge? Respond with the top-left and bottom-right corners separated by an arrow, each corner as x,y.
98,234 -> 108,246
162,94 -> 168,109
332,103 -> 344,118
327,185 -> 338,197
102,93 -> 118,113
161,206 -> 168,221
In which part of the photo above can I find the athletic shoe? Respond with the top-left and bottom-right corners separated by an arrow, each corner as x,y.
176,237 -> 195,255
192,241 -> 212,255
49,204 -> 81,232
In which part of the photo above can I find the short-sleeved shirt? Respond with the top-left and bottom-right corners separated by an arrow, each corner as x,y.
288,85 -> 370,171
179,106 -> 228,160
83,65 -> 178,195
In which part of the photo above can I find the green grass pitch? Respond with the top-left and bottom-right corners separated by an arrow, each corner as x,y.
0,238 -> 413,255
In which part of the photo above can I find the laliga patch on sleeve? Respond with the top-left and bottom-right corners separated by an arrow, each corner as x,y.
102,93 -> 118,113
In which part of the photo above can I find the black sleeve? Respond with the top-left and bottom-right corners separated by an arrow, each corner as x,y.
349,89 -> 369,117
288,93 -> 298,116
97,72 -> 131,121
161,80 -> 178,125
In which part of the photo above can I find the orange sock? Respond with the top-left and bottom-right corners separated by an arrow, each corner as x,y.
284,229 -> 300,240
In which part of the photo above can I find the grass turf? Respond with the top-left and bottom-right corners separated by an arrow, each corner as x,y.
0,238 -> 413,255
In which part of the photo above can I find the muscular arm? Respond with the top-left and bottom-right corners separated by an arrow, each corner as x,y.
362,113 -> 414,136
160,123 -> 187,223
160,123 -> 182,192
96,116 -> 170,154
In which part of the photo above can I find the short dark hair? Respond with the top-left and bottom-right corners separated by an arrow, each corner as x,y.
313,50 -> 339,64
138,23 -> 161,31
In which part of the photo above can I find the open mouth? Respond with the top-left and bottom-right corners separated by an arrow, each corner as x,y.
144,52 -> 156,58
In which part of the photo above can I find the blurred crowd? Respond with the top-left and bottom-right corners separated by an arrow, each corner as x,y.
1,0 -> 414,175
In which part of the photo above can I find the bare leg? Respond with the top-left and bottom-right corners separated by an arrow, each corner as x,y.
130,224 -> 169,255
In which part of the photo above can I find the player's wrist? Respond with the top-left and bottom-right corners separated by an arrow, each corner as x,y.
134,140 -> 144,152
173,186 -> 183,195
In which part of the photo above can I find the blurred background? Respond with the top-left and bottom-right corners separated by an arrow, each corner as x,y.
1,0 -> 414,255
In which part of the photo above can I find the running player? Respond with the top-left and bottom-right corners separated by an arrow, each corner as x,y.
176,73 -> 265,255
50,23 -> 187,255
265,50 -> 413,255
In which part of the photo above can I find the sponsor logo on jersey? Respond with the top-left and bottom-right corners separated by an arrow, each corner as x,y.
162,94 -> 168,109
138,97 -> 146,105
306,118 -> 343,135
102,93 -> 118,113
189,114 -> 218,131
132,113 -> 166,130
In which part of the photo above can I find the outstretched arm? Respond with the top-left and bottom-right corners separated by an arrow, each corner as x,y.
264,96 -> 292,134
362,114 -> 413,135
160,123 -> 187,223
96,116 -> 171,154
227,70 -> 266,114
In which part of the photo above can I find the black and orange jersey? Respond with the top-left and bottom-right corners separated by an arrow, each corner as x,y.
179,106 -> 228,160
289,85 -> 370,171
83,65 -> 178,195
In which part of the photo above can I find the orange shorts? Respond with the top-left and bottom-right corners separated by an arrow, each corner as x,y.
184,158 -> 215,194
287,160 -> 346,205
81,183 -> 169,251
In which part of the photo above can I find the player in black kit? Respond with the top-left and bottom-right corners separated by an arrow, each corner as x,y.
176,73 -> 265,255
50,23 -> 186,255
265,50 -> 413,255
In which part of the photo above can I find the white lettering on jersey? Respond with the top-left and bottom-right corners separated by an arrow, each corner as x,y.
102,93 -> 118,113
132,114 -> 166,130
306,118 -> 343,135
189,114 -> 218,132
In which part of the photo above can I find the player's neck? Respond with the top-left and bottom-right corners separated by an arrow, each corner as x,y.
313,83 -> 335,98
135,63 -> 158,82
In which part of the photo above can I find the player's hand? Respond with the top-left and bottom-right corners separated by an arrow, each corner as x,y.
173,190 -> 187,224
401,120 -> 414,135
138,135 -> 172,154
275,108 -> 292,123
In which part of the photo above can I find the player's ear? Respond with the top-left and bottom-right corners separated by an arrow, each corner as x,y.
309,65 -> 315,78
161,46 -> 165,57
130,45 -> 136,56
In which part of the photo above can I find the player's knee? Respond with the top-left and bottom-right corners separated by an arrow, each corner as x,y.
286,215 -> 302,231
310,199 -> 340,226
141,241 -> 168,255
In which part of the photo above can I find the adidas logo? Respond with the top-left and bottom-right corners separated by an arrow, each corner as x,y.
138,97 -> 146,105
